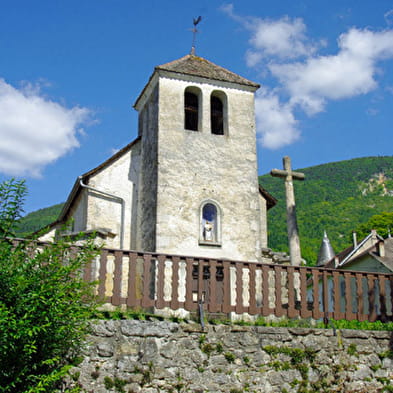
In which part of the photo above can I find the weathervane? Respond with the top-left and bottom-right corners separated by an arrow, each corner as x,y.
190,16 -> 202,55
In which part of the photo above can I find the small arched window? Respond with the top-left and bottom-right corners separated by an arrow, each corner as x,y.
211,95 -> 224,135
184,89 -> 200,131
199,201 -> 221,246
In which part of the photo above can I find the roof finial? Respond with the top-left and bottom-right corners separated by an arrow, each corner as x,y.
317,230 -> 335,267
190,16 -> 202,55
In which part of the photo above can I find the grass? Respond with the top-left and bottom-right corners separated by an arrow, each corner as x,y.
90,308 -> 393,331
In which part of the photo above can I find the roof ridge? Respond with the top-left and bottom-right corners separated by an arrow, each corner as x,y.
156,54 -> 191,69
155,54 -> 259,88
57,136 -> 141,222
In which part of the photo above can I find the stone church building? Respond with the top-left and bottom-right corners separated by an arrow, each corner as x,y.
42,54 -> 276,262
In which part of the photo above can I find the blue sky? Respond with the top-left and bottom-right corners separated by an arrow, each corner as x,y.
1,0 -> 393,214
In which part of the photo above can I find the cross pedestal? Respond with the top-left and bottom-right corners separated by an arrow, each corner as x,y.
271,156 -> 305,266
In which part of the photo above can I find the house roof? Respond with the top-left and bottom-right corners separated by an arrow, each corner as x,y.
57,137 -> 141,222
338,230 -> 384,267
324,245 -> 353,268
156,55 -> 260,88
259,185 -> 277,210
324,231 -> 392,271
134,54 -> 260,109
337,241 -> 393,273
368,237 -> 393,272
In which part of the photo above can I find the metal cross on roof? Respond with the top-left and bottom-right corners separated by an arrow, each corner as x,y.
271,156 -> 305,266
190,16 -> 202,55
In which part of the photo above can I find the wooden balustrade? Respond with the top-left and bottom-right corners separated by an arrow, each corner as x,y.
84,247 -> 393,322
7,239 -> 393,321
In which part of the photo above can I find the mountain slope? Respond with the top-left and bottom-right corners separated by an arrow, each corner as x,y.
260,156 -> 393,265
16,203 -> 63,238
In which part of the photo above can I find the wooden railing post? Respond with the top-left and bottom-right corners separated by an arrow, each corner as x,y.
126,252 -> 140,308
322,270 -> 329,318
367,274 -> 377,322
261,265 -> 273,316
208,259 -> 219,313
170,256 -> 180,310
332,271 -> 344,320
379,275 -> 387,321
287,266 -> 297,318
235,262 -> 244,315
156,255 -> 166,310
274,266 -> 285,317
184,258 -> 195,311
356,273 -> 366,321
299,268 -> 311,318
97,249 -> 108,301
312,270 -> 321,320
248,263 -> 257,315
222,261 -> 231,314
142,254 -> 154,308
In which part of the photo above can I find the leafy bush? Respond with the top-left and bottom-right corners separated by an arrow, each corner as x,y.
0,179 -> 99,393
354,212 -> 393,239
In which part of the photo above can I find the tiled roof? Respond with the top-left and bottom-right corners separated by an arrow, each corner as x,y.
156,55 -> 260,88
58,137 -> 141,222
258,185 -> 277,210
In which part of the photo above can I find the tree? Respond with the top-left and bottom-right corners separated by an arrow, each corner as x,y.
354,211 -> 393,240
0,179 -> 99,393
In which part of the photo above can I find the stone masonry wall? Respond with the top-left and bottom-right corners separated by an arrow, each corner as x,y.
65,320 -> 393,393
137,85 -> 159,252
155,76 -> 262,262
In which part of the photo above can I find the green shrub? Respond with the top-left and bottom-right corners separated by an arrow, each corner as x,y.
378,350 -> 393,360
216,342 -> 224,353
224,352 -> 236,363
201,343 -> 215,356
347,344 -> 357,356
114,377 -> 127,393
104,376 -> 115,389
0,179 -> 99,393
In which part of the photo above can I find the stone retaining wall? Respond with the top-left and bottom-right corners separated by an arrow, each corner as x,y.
65,320 -> 393,393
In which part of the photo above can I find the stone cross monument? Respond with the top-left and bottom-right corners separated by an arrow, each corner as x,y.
271,156 -> 305,266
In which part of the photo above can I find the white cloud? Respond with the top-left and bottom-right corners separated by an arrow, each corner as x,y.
223,4 -> 393,149
247,16 -> 317,60
270,28 -> 393,115
222,5 -> 320,63
255,88 -> 300,149
0,79 -> 92,177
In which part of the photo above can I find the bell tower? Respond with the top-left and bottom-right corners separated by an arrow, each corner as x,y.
134,54 -> 265,262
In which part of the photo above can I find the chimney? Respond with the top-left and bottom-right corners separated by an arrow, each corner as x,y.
352,231 -> 357,247
378,240 -> 385,257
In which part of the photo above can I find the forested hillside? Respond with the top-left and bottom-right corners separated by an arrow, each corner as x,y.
16,156 -> 393,265
260,156 -> 393,265
16,203 -> 63,238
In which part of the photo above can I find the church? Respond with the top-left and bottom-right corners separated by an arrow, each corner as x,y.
41,53 -> 276,263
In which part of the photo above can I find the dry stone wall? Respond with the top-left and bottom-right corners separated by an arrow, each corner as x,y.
66,320 -> 393,393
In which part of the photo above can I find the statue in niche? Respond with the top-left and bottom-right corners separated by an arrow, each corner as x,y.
203,220 -> 214,241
